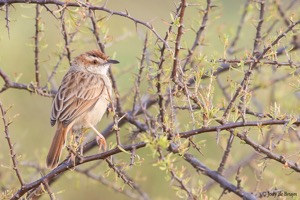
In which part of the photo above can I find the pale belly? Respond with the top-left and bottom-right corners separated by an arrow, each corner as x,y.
72,94 -> 109,132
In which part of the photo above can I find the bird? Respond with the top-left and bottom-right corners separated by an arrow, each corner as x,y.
46,50 -> 119,169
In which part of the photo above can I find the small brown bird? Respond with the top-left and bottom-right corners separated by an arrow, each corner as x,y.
46,50 -> 119,169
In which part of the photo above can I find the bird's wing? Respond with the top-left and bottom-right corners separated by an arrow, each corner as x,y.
50,70 -> 106,126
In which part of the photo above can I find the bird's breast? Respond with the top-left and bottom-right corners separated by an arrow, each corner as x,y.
72,83 -> 112,131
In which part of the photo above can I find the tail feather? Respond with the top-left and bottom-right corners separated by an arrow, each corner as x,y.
46,123 -> 68,169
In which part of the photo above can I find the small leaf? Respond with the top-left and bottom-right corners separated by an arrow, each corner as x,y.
117,145 -> 131,155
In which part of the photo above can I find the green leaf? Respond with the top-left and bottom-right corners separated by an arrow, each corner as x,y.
117,145 -> 131,155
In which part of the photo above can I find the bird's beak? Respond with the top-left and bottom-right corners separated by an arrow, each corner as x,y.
107,59 -> 120,64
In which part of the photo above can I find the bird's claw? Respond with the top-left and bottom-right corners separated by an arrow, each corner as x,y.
96,135 -> 107,151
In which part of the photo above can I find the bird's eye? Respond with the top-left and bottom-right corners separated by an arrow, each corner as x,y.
93,60 -> 98,64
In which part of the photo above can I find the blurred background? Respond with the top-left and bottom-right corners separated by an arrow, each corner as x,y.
1,0 -> 300,199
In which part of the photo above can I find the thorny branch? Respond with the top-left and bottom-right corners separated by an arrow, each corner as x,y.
10,142 -> 146,200
155,3 -> 182,133
34,4 -> 41,87
89,9 -> 105,53
60,9 -> 72,65
132,34 -> 148,115
105,157 -> 150,200
10,116 -> 300,199
210,1 -> 264,175
183,153 -> 256,200
227,0 -> 250,54
0,68 -> 55,97
5,3 -> 10,38
222,17 -> 300,121
157,148 -> 196,199
0,102 -> 24,186
0,0 -> 170,48
171,0 -> 187,80
74,167 -> 142,200
182,0 -> 212,70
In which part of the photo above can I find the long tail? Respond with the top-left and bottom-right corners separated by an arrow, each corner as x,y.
46,123 -> 68,169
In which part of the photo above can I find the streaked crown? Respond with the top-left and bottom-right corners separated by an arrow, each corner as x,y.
71,50 -> 119,74
73,50 -> 109,67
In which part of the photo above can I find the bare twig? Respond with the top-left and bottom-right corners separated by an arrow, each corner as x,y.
227,0 -> 251,54
236,130 -> 300,173
0,68 -> 55,97
42,180 -> 55,200
183,153 -> 256,200
157,148 -> 196,199
171,0 -> 187,80
179,118 -> 299,139
105,157 -> 150,200
235,167 -> 242,190
89,9 -> 105,52
274,0 -> 290,26
274,0 -> 298,43
60,9 -> 71,65
227,1 -> 265,124
112,105 -> 122,146
129,146 -> 136,167
217,131 -> 235,174
43,4 -> 59,19
155,4 -> 181,133
46,29 -> 79,87
5,3 -> 10,38
222,17 -> 300,121
34,4 -> 41,87
0,0 -> 169,48
11,142 -> 146,200
253,1 -> 265,55
183,0 -> 211,69
218,58 -> 300,68
0,102 -> 24,186
132,34 -> 148,115
75,167 -> 142,200
204,152 -> 259,191
46,53 -> 65,85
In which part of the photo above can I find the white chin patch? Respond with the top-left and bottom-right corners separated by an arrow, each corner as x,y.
87,64 -> 109,74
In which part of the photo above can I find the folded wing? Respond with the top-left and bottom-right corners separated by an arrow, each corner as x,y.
50,71 -> 105,126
